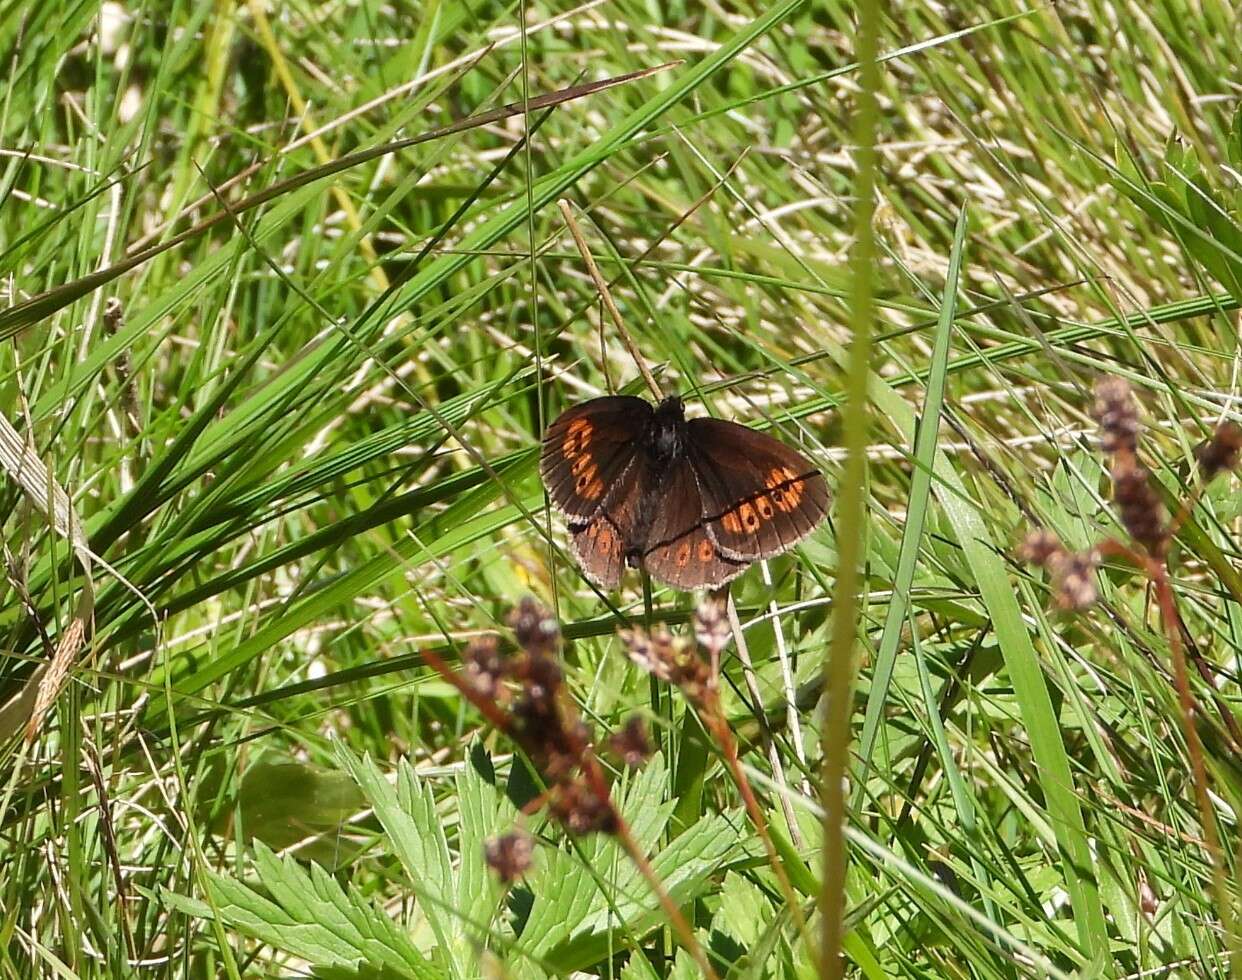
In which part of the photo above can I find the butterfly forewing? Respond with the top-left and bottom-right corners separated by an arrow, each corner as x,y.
687,417 -> 828,560
642,459 -> 748,589
540,396 -> 652,523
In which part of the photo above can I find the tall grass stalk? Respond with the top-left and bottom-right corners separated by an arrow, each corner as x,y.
821,1 -> 880,975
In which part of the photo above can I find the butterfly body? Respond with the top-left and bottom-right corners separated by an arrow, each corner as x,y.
613,396 -> 688,567
646,395 -> 689,460
540,394 -> 828,591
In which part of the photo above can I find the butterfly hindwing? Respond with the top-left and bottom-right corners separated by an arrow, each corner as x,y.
568,449 -> 651,588
540,395 -> 652,523
642,458 -> 748,589
687,417 -> 828,561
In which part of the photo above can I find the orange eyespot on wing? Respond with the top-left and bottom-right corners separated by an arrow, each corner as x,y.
570,460 -> 605,501
765,465 -> 806,512
563,435 -> 652,589
563,417 -> 593,457
645,524 -> 749,589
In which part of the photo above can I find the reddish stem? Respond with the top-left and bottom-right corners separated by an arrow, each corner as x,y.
1150,565 -> 1235,960
580,757 -> 720,980
420,646 -> 514,733
424,647 -> 718,978
1063,537 -> 1236,961
703,707 -> 818,969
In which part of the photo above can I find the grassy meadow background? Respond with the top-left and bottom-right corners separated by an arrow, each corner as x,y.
2,0 -> 1242,976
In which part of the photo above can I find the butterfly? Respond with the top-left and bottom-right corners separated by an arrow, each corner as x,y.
539,394 -> 829,590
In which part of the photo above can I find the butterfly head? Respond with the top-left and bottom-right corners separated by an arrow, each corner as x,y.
654,394 -> 685,420
649,395 -> 687,461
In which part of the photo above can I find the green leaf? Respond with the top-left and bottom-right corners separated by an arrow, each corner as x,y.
541,807 -> 757,973
454,742 -> 518,935
854,207 -> 966,799
716,871 -> 772,950
230,756 -> 365,860
514,754 -> 678,961
334,747 -> 462,976
158,841 -> 443,980
334,741 -> 522,976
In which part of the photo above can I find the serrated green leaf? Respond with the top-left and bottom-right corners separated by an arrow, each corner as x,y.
542,807 -> 757,973
157,841 -> 442,980
334,747 -> 462,975
717,872 -> 772,949
334,742 -> 524,977
454,742 -> 516,939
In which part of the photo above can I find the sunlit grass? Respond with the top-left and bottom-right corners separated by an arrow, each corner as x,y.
2,2 -> 1241,977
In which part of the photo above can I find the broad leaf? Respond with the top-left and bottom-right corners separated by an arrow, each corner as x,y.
157,842 -> 442,980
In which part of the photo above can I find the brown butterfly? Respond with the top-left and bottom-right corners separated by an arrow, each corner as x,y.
539,395 -> 828,590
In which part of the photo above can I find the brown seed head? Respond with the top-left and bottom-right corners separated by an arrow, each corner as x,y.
451,602 -> 621,843
693,599 -> 731,658
548,781 -> 617,836
1047,549 -> 1099,612
484,830 -> 534,882
1196,421 -> 1242,480
1017,529 -> 1065,568
522,654 -> 563,703
620,626 -> 677,684
608,716 -> 652,768
671,647 -> 713,706
622,626 -> 712,705
530,716 -> 592,783
1092,377 -> 1140,456
509,597 -> 560,654
462,636 -> 506,700
1111,457 -> 1168,556
510,663 -> 568,760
